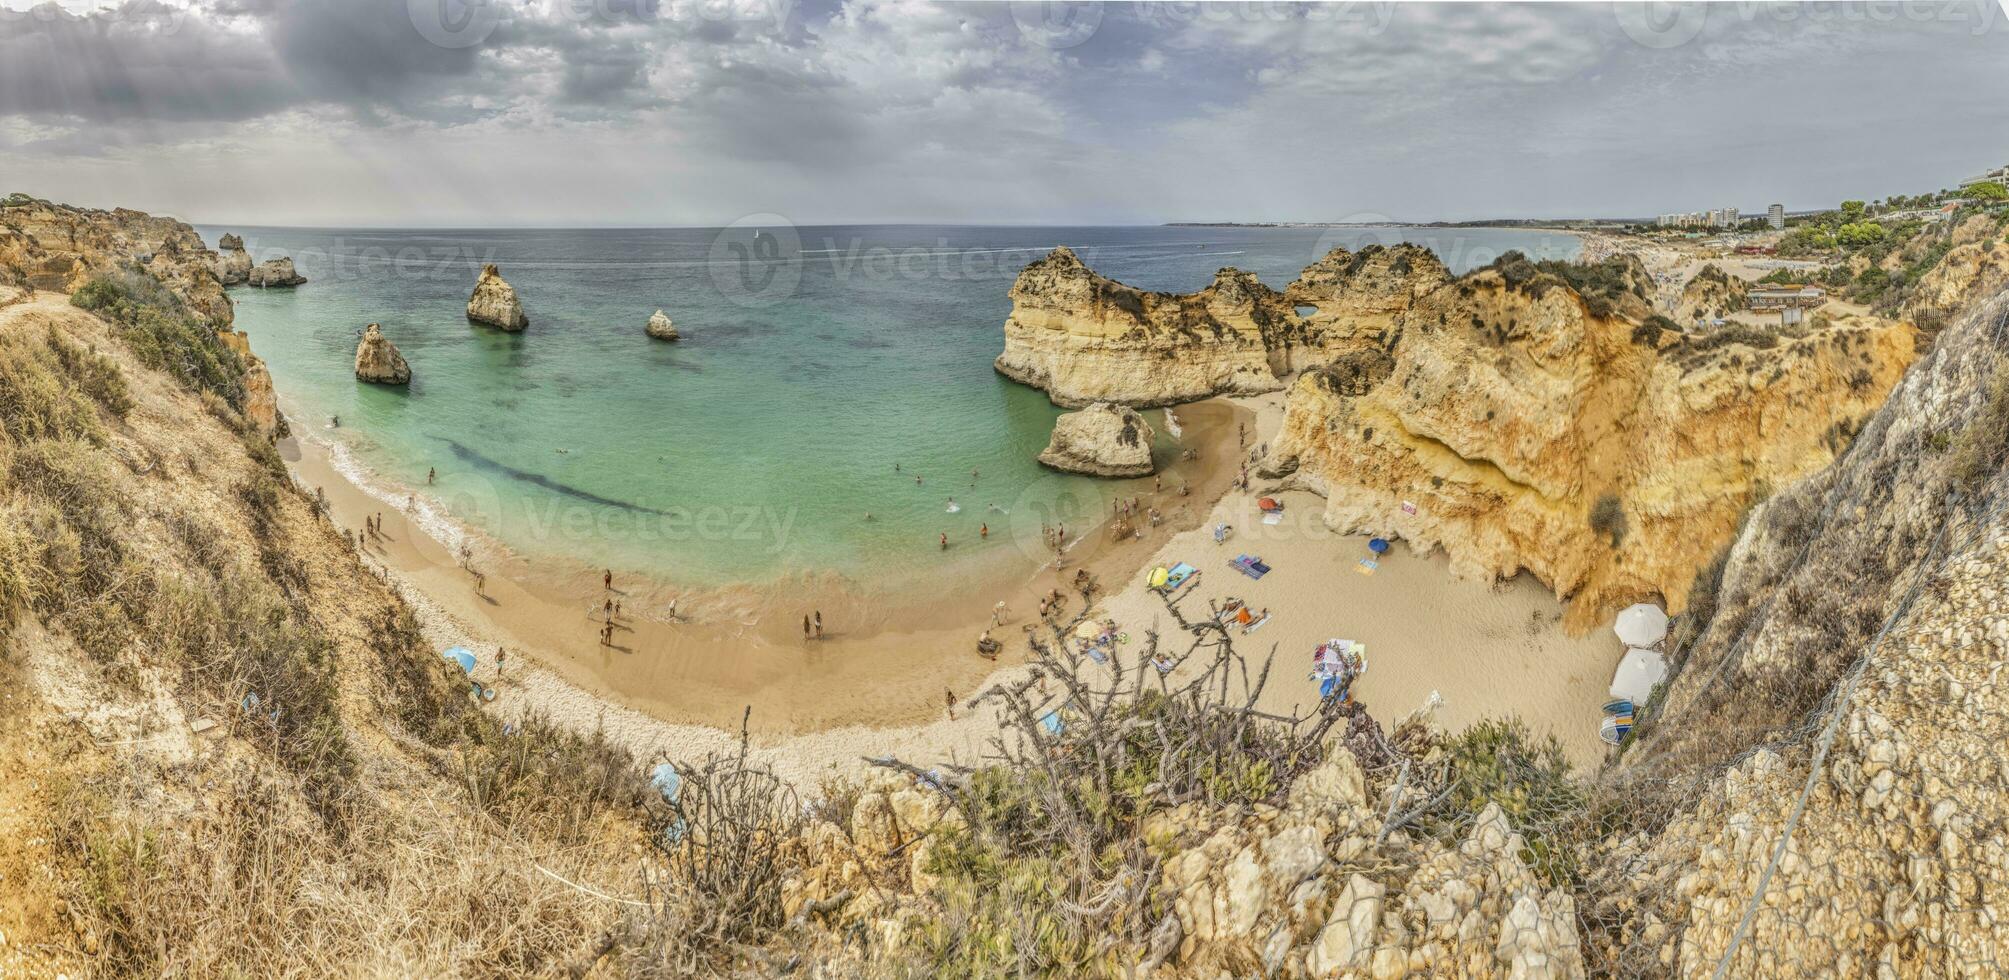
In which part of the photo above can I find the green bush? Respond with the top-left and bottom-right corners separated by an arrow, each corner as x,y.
71,268 -> 244,408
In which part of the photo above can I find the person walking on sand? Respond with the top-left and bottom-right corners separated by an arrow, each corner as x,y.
814,611 -> 823,639
944,688 -> 957,721
803,614 -> 812,640
604,569 -> 612,590
615,599 -> 623,619
496,647 -> 506,676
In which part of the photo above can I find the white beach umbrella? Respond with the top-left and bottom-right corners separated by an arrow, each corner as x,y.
1609,648 -> 1669,703
1613,603 -> 1670,647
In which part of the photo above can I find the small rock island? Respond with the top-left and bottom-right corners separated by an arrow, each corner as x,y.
466,263 -> 527,330
1037,402 -> 1156,477
354,322 -> 411,385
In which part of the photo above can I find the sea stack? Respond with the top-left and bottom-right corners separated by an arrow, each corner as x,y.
1037,402 -> 1156,477
213,233 -> 252,285
645,309 -> 678,341
466,263 -> 527,330
247,256 -> 306,288
354,323 -> 411,385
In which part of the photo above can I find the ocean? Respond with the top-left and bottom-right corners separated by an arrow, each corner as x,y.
206,224 -> 1579,589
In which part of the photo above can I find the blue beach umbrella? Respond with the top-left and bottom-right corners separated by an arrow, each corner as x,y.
1039,711 -> 1064,735
650,763 -> 683,803
442,646 -> 477,674
1368,538 -> 1390,555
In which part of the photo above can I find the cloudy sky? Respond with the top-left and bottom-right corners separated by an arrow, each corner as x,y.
3,0 -> 2007,227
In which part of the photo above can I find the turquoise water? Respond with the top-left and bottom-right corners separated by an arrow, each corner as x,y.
206,224 -> 1578,586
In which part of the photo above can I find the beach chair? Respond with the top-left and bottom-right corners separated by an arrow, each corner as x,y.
1599,715 -> 1634,746
1602,699 -> 1635,717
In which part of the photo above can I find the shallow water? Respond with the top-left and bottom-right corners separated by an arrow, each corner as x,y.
210,224 -> 1578,587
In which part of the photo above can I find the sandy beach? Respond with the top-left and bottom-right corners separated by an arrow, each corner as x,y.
287,382 -> 1624,781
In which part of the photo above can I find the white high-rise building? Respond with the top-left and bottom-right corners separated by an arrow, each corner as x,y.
1768,204 -> 1785,229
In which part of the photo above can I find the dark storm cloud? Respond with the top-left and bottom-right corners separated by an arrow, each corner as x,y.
0,1 -> 298,121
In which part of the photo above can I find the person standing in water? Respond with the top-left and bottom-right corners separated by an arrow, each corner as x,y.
940,531 -> 949,550
428,467 -> 436,485
980,523 -> 989,540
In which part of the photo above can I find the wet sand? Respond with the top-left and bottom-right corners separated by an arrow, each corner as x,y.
285,399 -> 1251,736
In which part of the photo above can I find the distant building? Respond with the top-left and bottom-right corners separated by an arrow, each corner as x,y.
1748,285 -> 1826,311
1655,208 -> 1742,229
1962,164 -> 2009,187
1768,203 -> 1785,229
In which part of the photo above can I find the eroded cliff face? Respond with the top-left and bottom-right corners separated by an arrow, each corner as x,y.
1583,285 -> 2009,978
0,195 -> 281,437
1674,264 -> 1749,323
1269,265 -> 1918,631
1,195 -> 233,328
996,244 -> 1447,407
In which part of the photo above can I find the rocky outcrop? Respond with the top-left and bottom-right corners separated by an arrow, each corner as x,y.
1590,284 -> 2009,977
1905,236 -> 2009,327
1269,261 -> 1919,631
217,330 -> 281,434
213,233 -> 252,285
995,244 -> 1447,407
645,309 -> 678,341
1674,263 -> 1749,323
0,196 -> 288,436
0,194 -> 233,327
247,256 -> 306,288
1037,402 -> 1156,477
353,323 -> 411,385
466,263 -> 527,330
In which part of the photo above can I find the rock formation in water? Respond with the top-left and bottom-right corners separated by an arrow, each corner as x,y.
645,309 -> 678,341
466,263 -> 527,330
1037,402 -> 1156,477
1268,254 -> 1919,630
213,233 -> 252,285
247,256 -> 306,288
353,322 -> 412,385
1674,263 -> 1750,323
995,244 -> 1450,408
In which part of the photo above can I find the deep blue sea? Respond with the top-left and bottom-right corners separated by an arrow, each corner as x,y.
204,224 -> 1578,586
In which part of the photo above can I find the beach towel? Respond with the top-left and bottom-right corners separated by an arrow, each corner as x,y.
1262,511 -> 1284,525
1355,558 -> 1378,576
1230,555 -> 1269,580
1163,562 -> 1197,591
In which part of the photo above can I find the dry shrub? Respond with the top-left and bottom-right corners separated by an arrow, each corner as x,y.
1589,492 -> 1628,548
1950,366 -> 2009,489
54,767 -> 629,978
459,712 -> 647,845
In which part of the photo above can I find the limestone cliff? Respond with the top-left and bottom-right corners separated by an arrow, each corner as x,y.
0,195 -> 281,437
1674,263 -> 1749,323
1585,283 -> 2009,977
1905,235 -> 2009,328
354,322 -> 411,385
467,263 -> 527,330
1269,260 -> 1919,631
213,232 -> 252,285
1,193 -> 233,327
1037,402 -> 1156,477
995,244 -> 1448,407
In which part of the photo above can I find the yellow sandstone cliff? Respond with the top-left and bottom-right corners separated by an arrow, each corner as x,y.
1269,261 -> 1917,631
995,243 -> 1448,407
0,195 -> 280,437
